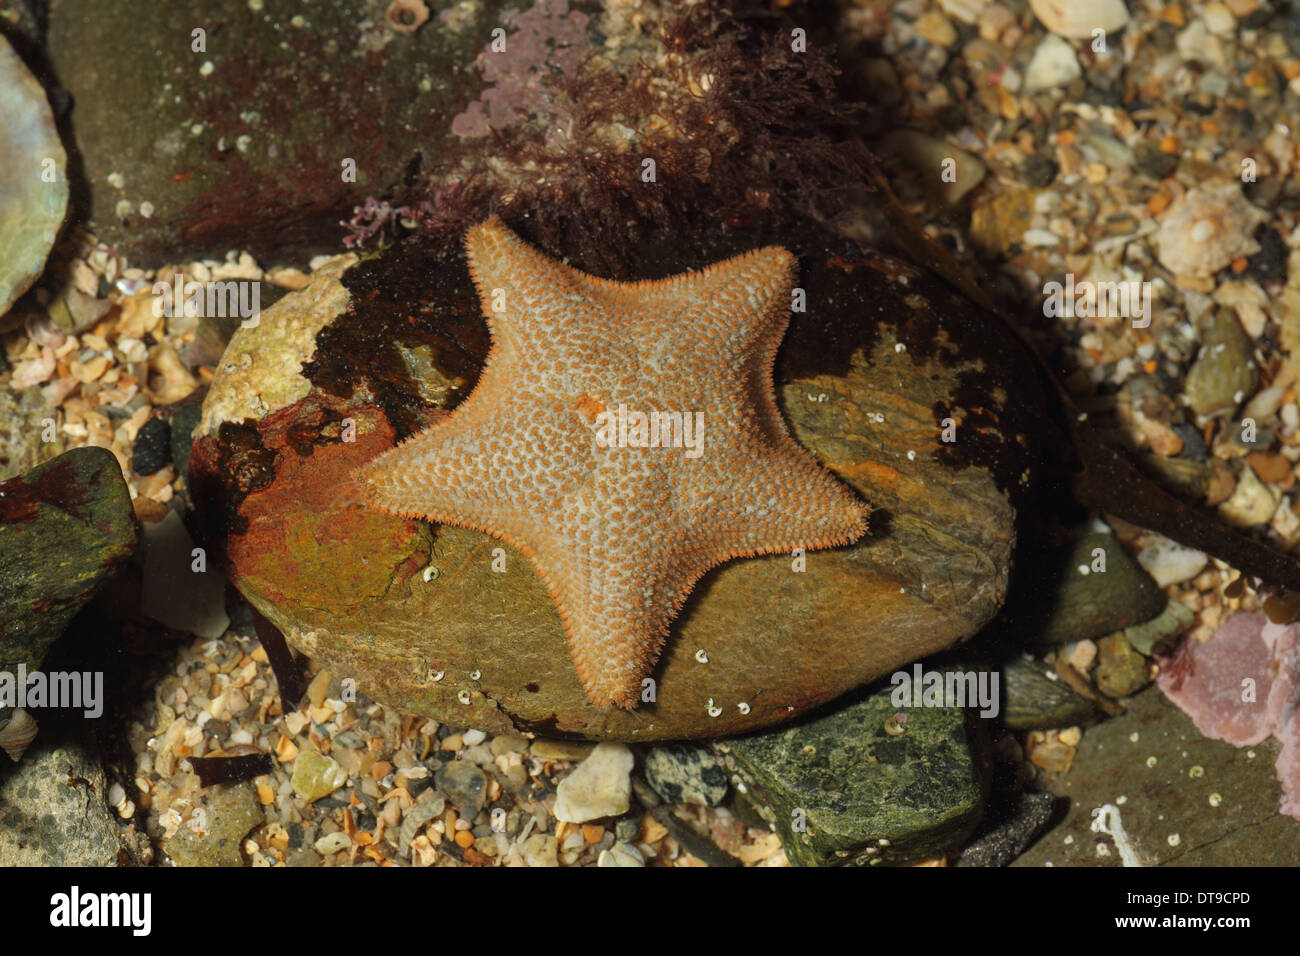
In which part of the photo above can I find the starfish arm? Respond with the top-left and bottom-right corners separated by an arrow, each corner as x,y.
674,442 -> 869,564
360,391 -> 594,537
531,534 -> 695,710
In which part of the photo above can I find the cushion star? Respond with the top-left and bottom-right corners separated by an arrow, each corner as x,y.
360,217 -> 870,709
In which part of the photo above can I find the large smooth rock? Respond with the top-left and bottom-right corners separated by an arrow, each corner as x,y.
0,446 -> 138,677
189,218 -> 1050,739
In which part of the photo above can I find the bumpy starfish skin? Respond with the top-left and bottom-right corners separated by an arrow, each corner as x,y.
361,217 -> 870,708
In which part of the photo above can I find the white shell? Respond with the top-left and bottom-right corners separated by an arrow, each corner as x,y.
1029,0 -> 1130,40
1155,183 -> 1270,278
0,35 -> 68,318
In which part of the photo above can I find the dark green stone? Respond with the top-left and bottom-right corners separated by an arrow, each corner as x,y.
170,401 -> 204,483
0,446 -> 138,674
1019,532 -> 1165,644
1002,655 -> 1095,731
718,682 -> 987,866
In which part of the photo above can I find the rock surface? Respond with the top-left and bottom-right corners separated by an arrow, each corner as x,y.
1012,532 -> 1166,645
0,446 -> 138,676
190,219 -> 1049,740
0,386 -> 64,481
1002,655 -> 1096,730
643,744 -> 729,807
1016,687 -> 1300,865
43,0 -> 497,262
719,680 -> 988,866
162,782 -> 263,867
0,731 -> 126,866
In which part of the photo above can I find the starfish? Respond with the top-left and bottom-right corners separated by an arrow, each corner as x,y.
361,217 -> 870,709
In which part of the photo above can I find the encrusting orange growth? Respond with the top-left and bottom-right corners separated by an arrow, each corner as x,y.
361,217 -> 869,709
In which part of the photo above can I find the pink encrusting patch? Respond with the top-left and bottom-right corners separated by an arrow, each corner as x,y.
1158,611 -> 1300,820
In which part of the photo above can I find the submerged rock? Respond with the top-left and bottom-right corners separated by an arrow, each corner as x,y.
1015,687 -> 1300,865
1094,633 -> 1152,699
719,680 -> 988,866
162,782 -> 263,867
43,0 -> 497,262
189,219 -> 1047,740
1012,531 -> 1166,645
0,386 -> 64,482
1158,612 -> 1300,819
1030,0 -> 1130,39
290,750 -> 346,803
1002,655 -> 1096,730
0,34 -> 68,318
0,732 -> 132,865
643,744 -> 729,807
0,447 -> 138,681
1184,309 -> 1257,419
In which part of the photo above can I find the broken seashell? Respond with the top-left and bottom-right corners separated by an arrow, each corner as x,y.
1155,183 -> 1269,278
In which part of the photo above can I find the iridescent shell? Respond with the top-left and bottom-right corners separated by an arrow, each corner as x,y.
0,35 -> 68,319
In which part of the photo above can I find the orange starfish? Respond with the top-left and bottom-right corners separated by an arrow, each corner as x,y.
361,217 -> 870,709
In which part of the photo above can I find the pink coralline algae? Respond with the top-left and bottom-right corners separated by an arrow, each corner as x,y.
1158,611 -> 1300,819
340,185 -> 462,249
448,0 -> 590,138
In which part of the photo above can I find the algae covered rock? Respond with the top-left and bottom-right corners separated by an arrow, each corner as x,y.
190,218 -> 1051,740
44,0 -> 500,261
719,679 -> 988,866
0,446 -> 138,676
